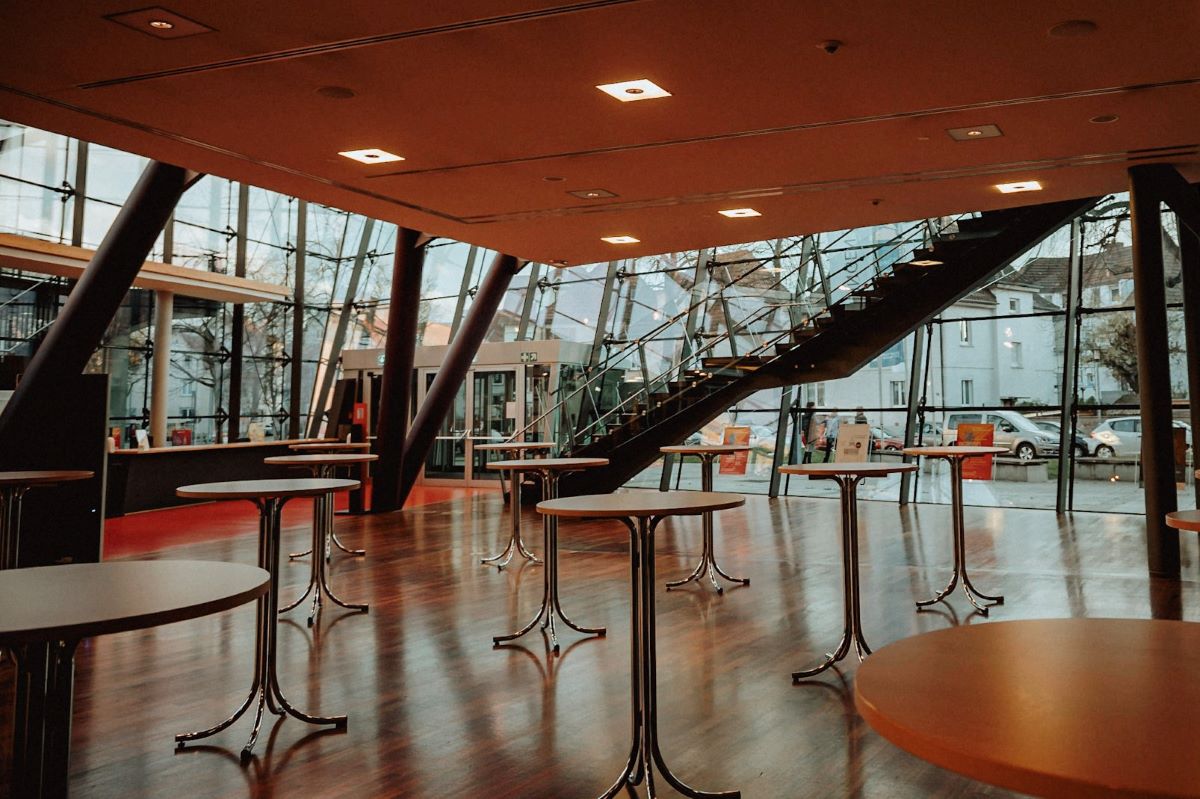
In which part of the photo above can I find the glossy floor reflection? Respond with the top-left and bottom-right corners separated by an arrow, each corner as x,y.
2,490 -> 1195,798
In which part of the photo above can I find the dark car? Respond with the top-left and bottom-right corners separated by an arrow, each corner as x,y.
1032,420 -> 1090,457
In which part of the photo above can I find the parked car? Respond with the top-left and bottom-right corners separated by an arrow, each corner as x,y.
942,410 -> 1059,460
869,426 -> 904,451
1089,416 -> 1192,458
1031,420 -> 1091,457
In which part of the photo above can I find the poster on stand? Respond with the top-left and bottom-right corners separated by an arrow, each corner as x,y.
720,426 -> 751,475
957,423 -> 996,480
836,424 -> 871,463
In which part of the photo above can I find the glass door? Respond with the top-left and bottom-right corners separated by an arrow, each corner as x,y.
469,368 -> 520,481
422,370 -> 468,479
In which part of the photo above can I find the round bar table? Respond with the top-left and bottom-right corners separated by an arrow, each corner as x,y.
778,461 -> 916,680
902,446 -> 1008,615
475,441 -> 555,567
856,618 -> 1200,798
659,445 -> 751,593
0,470 -> 93,570
487,457 -> 608,652
1167,505 -> 1200,538
289,441 -> 371,452
0,560 -> 268,798
539,491 -> 745,799
175,479 -> 357,760
264,454 -> 376,624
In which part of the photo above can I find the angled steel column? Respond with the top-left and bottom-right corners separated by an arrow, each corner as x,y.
449,245 -> 480,338
0,161 -> 196,443
70,141 -> 88,248
397,253 -> 523,507
1129,165 -> 1179,578
681,249 -> 711,359
288,199 -> 307,438
307,218 -> 375,438
372,228 -> 427,512
1056,218 -> 1084,512
767,386 -> 793,498
228,183 -> 250,440
150,290 -> 174,446
898,327 -> 926,504
587,261 -> 620,367
1180,215 -> 1200,509
515,261 -> 542,341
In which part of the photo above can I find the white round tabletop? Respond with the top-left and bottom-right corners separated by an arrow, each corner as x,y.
487,457 -> 608,472
0,560 -> 269,645
0,470 -> 94,487
903,446 -> 1008,458
538,490 -> 745,518
289,442 -> 371,452
177,478 -> 360,500
659,445 -> 751,455
264,453 -> 378,466
779,462 -> 916,477
474,442 -> 555,452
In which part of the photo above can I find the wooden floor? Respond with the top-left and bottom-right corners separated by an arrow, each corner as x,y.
3,489 -> 1196,798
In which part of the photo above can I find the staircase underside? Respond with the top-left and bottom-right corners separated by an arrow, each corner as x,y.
560,195 -> 1102,496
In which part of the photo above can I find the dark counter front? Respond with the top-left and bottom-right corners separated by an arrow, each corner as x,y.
107,439 -> 337,516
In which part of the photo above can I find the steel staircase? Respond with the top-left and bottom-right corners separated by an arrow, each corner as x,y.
525,195 -> 1103,495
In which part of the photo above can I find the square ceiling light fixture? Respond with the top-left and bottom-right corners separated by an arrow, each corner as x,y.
338,148 -> 405,164
569,188 -> 618,200
105,6 -> 215,38
596,79 -> 672,102
946,124 -> 1003,141
719,208 -> 761,218
601,235 -> 640,244
995,180 -> 1043,194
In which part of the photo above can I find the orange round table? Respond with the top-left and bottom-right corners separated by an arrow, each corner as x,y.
903,446 -> 1009,615
856,618 -> 1200,798
1167,509 -> 1200,534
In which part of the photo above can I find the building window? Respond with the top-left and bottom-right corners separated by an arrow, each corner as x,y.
890,380 -> 905,406
1010,341 -> 1023,368
959,319 -> 972,345
1009,298 -> 1020,312
961,379 -> 974,405
815,382 -> 826,405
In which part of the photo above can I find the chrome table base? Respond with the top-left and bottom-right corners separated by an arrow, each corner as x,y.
9,638 -> 77,798
666,454 -> 748,594
280,490 -> 368,626
793,475 -> 871,682
176,497 -> 346,761
916,457 -> 1004,616
600,516 -> 739,799
481,468 -> 542,569
0,486 -> 28,571
288,463 -> 366,562
493,470 -> 602,653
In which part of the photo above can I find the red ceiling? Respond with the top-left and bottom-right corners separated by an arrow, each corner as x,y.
2,1 -> 1198,264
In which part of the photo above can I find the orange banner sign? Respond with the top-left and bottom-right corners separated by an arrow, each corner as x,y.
957,423 -> 995,480
720,426 -> 751,475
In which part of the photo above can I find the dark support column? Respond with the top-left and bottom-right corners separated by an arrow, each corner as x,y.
899,327 -> 927,504
396,253 -> 523,507
0,161 -> 196,443
1056,218 -> 1084,512
372,228 -> 427,512
767,386 -> 793,498
1129,166 -> 1179,578
1179,217 -> 1200,509
228,183 -> 249,441
288,199 -> 307,438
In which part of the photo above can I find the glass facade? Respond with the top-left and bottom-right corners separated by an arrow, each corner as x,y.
1,118 -> 1193,514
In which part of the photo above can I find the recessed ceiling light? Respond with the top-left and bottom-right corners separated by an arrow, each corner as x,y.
1049,19 -> 1098,37
148,19 -> 174,29
596,79 -> 672,102
947,124 -> 1003,141
995,180 -> 1043,194
719,208 -> 761,218
543,176 -> 565,182
1090,114 -> 1119,124
910,259 -> 943,267
105,7 -> 214,38
569,188 -> 618,199
601,235 -> 640,244
338,148 -> 405,164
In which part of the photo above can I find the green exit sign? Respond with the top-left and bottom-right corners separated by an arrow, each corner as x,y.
520,352 -> 538,363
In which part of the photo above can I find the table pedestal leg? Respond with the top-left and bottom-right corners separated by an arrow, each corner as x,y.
280,491 -> 368,626
177,497 -> 347,761
493,471 -> 603,653
916,458 -> 1003,616
793,477 -> 871,681
10,638 -> 78,799
1,486 -> 27,571
601,516 -> 739,799
289,465 -> 366,561
666,456 -> 749,594
482,469 -> 542,568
